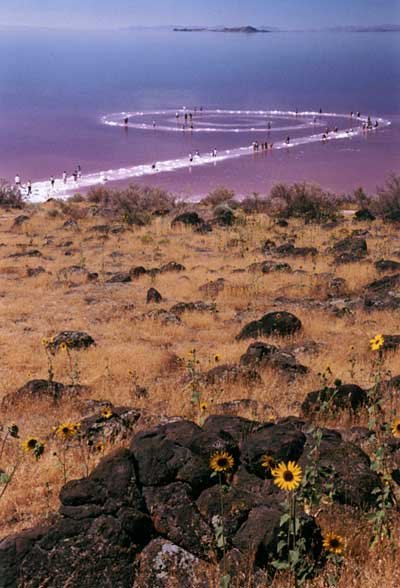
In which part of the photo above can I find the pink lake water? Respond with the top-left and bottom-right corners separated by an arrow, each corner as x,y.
0,28 -> 399,200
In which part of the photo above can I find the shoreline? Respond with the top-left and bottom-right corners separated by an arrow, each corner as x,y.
21,109 -> 390,203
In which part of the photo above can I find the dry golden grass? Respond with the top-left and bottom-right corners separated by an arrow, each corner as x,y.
1,200 -> 400,583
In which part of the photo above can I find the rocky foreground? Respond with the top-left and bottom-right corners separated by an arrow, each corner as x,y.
0,414 -> 384,587
1,182 -> 400,586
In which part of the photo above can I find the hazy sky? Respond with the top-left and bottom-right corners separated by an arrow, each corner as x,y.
0,0 -> 399,29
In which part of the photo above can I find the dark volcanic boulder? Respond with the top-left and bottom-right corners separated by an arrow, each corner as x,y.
146,287 -> 162,303
0,450 -> 153,588
354,208 -> 375,222
0,415 -> 385,587
275,243 -> 318,257
239,342 -> 308,376
241,422 -> 307,478
169,301 -> 216,315
239,342 -> 279,367
363,273 -> 400,310
106,272 -> 132,283
49,331 -> 95,352
236,311 -> 302,340
1,379 -> 87,410
332,236 -> 367,263
374,259 -> 400,273
172,212 -> 205,227
305,430 -> 380,507
301,384 -> 368,416
133,538 -> 212,588
143,483 -> 214,558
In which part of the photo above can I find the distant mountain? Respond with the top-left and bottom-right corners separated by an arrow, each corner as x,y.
173,26 -> 271,33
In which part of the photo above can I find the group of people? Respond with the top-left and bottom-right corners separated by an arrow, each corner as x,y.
252,141 -> 274,152
14,165 -> 82,196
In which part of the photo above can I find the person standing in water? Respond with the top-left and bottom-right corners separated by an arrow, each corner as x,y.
286,136 -> 290,144
77,165 -> 81,178
124,116 -> 129,126
189,152 -> 193,162
62,171 -> 67,184
15,174 -> 21,187
212,148 -> 217,157
73,170 -> 78,182
27,181 -> 32,196
50,176 -> 55,189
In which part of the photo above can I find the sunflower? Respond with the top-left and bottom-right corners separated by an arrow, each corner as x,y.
210,451 -> 234,473
391,418 -> 400,438
22,437 -> 40,452
60,342 -> 69,352
323,532 -> 345,555
56,422 -> 80,439
261,454 -> 275,471
101,408 -> 113,420
214,354 -> 220,363
370,334 -> 384,351
272,461 -> 302,492
200,402 -> 208,412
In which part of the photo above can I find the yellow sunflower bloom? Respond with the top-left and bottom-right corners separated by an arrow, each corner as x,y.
56,422 -> 80,439
391,418 -> 400,438
22,437 -> 39,452
214,354 -> 220,363
272,461 -> 302,492
261,454 -> 275,470
370,334 -> 384,351
323,532 -> 345,555
200,402 -> 208,412
101,408 -> 113,420
210,451 -> 234,473
60,342 -> 68,352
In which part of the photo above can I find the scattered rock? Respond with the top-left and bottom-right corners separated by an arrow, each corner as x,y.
332,236 -> 368,264
49,331 -> 96,352
133,538 -> 212,588
13,215 -> 30,226
106,272 -> 132,284
237,311 -> 302,340
144,309 -> 182,325
301,384 -> 368,417
160,261 -> 186,273
198,278 -> 225,298
374,259 -> 400,273
1,379 -> 88,410
364,273 -> 400,310
147,287 -> 162,303
248,260 -> 291,273
9,249 -> 42,258
172,212 -> 205,227
169,301 -> 216,315
26,266 -> 45,277
354,209 -> 375,222
275,243 -> 318,257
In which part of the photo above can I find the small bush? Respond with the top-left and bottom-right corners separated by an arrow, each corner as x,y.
239,193 -> 270,214
202,186 -> 235,207
0,179 -> 24,208
372,175 -> 400,222
85,184 -> 175,225
269,182 -> 339,223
